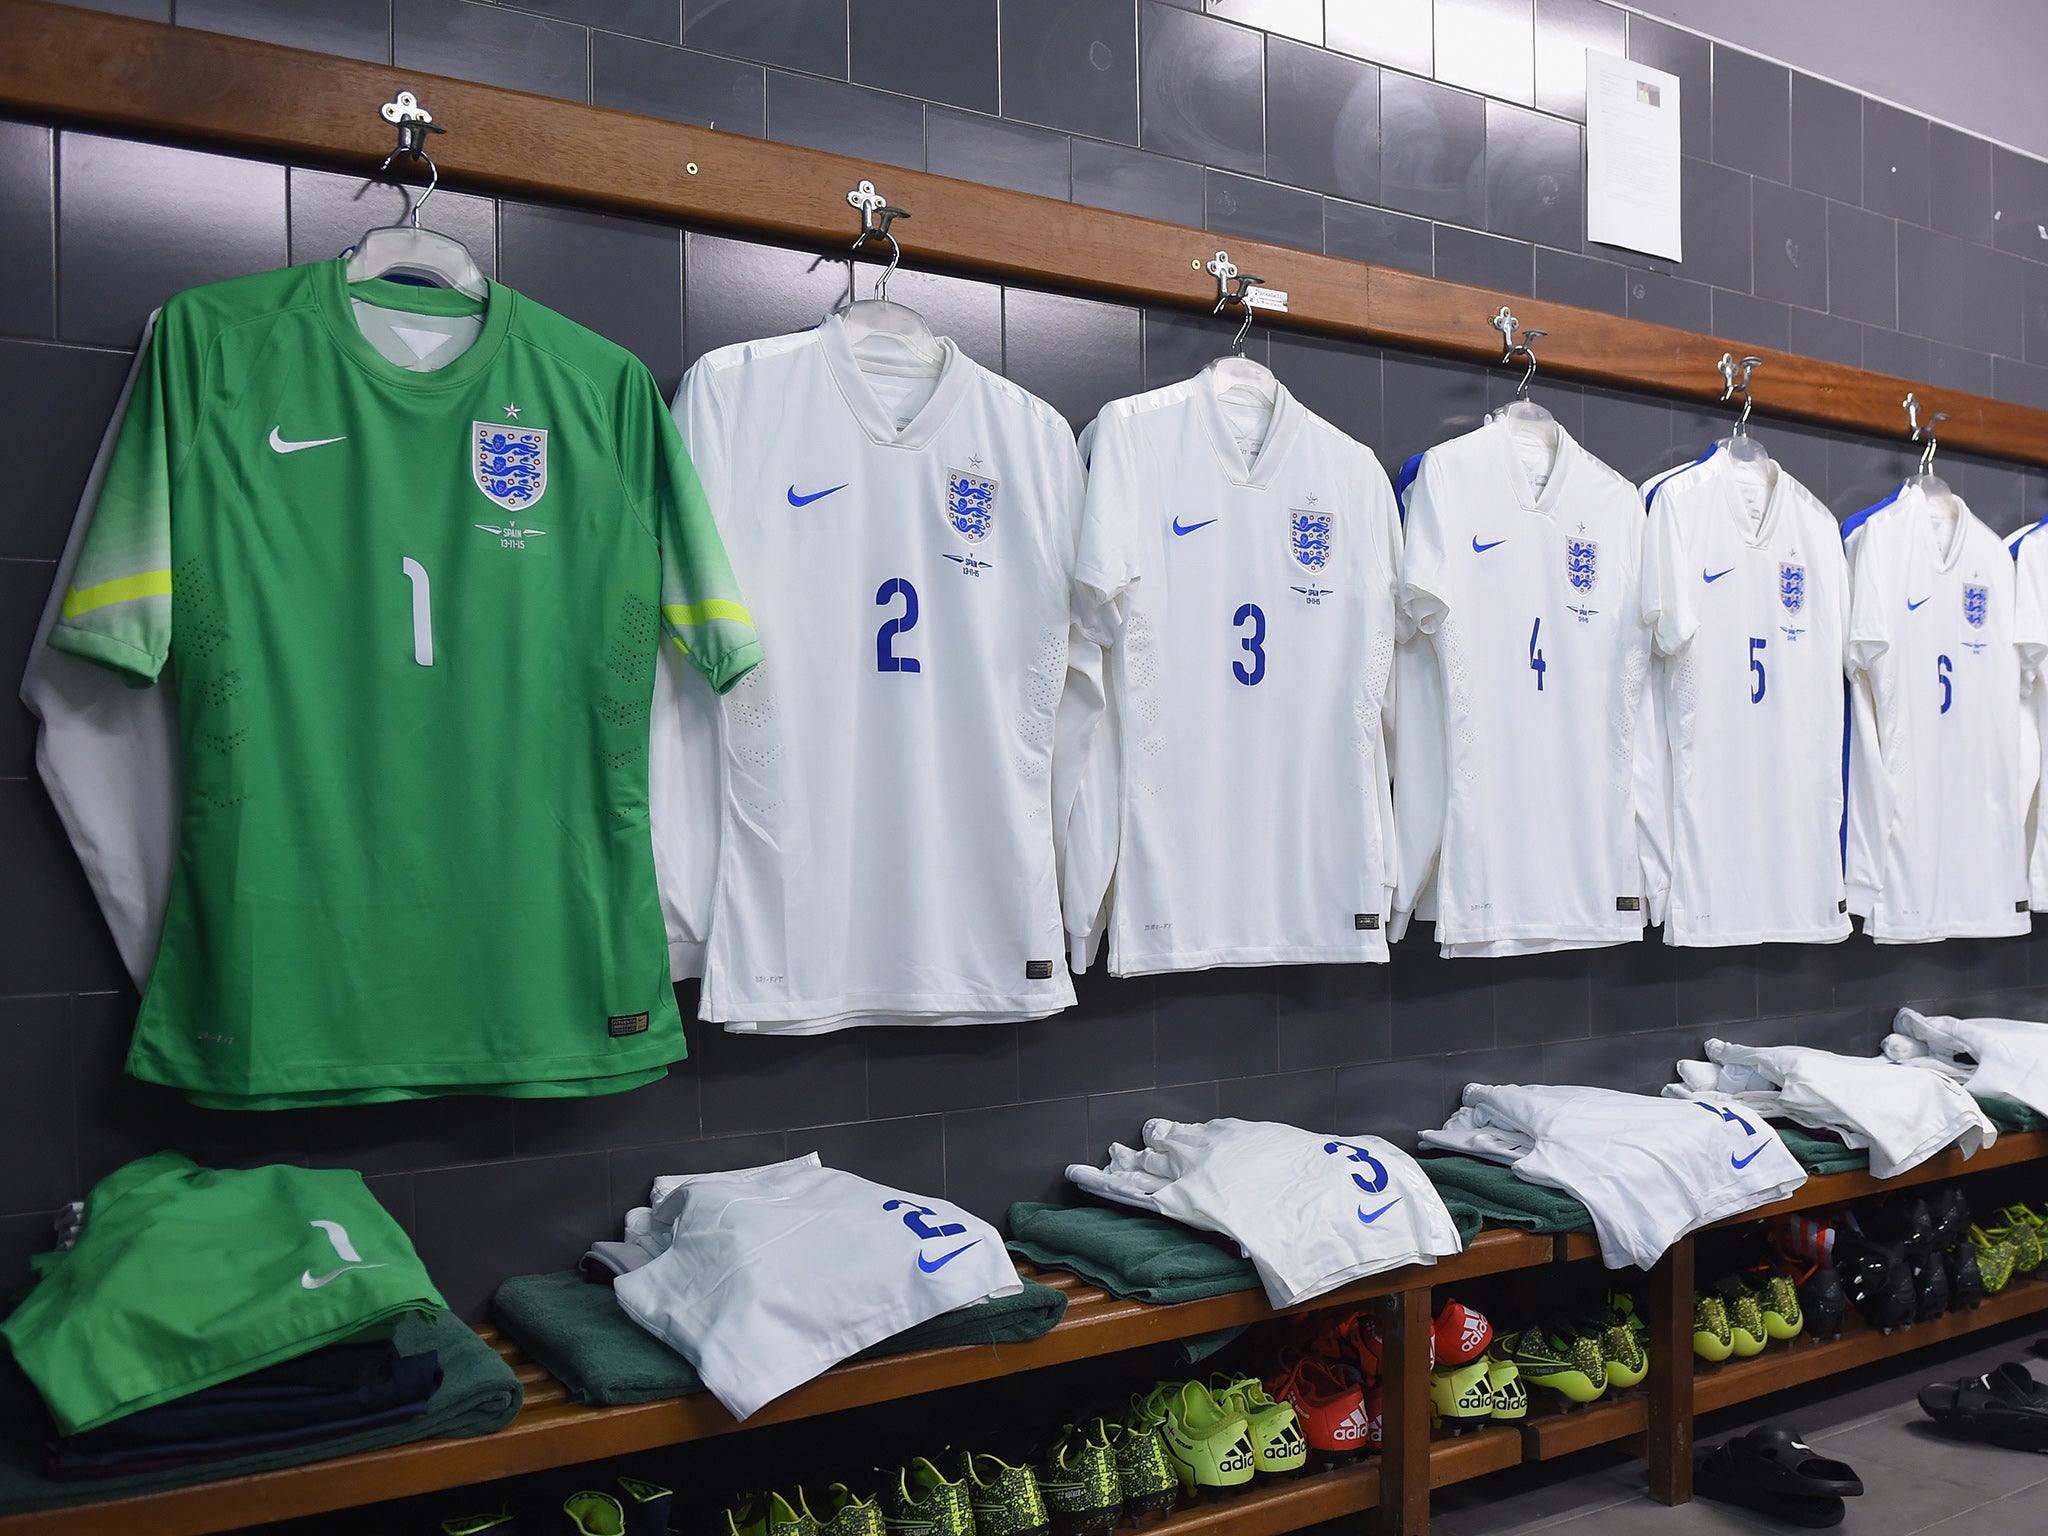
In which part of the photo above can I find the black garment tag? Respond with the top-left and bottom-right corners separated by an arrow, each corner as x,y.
2021,900 -> 2033,914
1840,899 -> 1849,913
1355,913 -> 1381,930
607,1012 -> 649,1037
1025,959 -> 1055,979
1616,896 -> 1641,912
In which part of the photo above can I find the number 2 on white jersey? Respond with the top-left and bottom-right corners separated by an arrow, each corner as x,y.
876,577 -> 921,674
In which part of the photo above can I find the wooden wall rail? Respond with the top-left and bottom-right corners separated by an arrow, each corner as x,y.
6,0 -> 2048,466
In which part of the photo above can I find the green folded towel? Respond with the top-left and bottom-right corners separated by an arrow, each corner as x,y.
1772,1125 -> 1871,1175
1979,1097 -> 2048,1133
1419,1155 -> 1596,1234
493,1271 -> 1067,1407
1005,1202 -> 1260,1303
0,1310 -> 519,1514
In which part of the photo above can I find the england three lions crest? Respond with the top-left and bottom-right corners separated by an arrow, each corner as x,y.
1965,583 -> 1989,628
1567,538 -> 1598,593
474,422 -> 547,511
1780,562 -> 1805,612
945,467 -> 997,542
1290,508 -> 1333,572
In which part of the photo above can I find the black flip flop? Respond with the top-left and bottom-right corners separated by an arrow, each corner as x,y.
1694,1428 -> 1860,1528
1919,1362 -> 2048,1451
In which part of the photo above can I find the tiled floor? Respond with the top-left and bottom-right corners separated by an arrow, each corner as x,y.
1428,1317 -> 2048,1535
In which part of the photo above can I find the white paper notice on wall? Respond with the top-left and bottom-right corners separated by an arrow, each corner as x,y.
1586,50 -> 1682,262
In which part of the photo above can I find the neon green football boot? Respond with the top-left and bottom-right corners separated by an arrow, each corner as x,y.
1147,1382 -> 1256,1496
1035,1420 -> 1123,1535
880,1458 -> 975,1536
1111,1400 -> 1180,1521
1209,1373 -> 1308,1477
804,1486 -> 887,1536
951,1451 -> 1051,1536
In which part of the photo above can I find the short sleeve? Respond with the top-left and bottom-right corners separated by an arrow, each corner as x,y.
1641,488 -> 1698,655
623,363 -> 761,694
47,308 -> 192,681
2015,531 -> 2048,685
1844,517 -> 1891,676
1398,454 -> 1451,638
1072,406 -> 1146,648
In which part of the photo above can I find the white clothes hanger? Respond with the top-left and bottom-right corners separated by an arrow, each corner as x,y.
836,180 -> 944,372
1486,305 -> 1563,477
1203,251 -> 1280,411
1715,353 -> 1771,465
1486,306 -> 1555,427
1904,392 -> 1955,501
343,93 -> 487,301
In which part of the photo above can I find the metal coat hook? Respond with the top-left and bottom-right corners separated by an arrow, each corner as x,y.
377,90 -> 445,227
847,179 -> 910,304
1208,251 -> 1264,356
1719,353 -> 1762,435
1904,392 -> 1950,476
1490,306 -> 1547,399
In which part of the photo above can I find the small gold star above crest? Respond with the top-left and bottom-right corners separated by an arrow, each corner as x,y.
503,402 -> 521,419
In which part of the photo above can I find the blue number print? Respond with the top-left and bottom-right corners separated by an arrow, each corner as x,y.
1529,617 -> 1547,691
882,1199 -> 967,1241
1692,1100 -> 1758,1136
876,578 -> 921,673
1749,636 -> 1767,703
1938,653 -> 1953,715
1233,602 -> 1267,686
1323,1140 -> 1390,1194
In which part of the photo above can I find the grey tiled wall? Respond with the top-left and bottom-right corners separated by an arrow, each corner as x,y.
8,1 -> 2048,1321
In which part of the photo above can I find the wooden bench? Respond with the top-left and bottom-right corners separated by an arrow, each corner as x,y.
6,1136 -> 2042,1536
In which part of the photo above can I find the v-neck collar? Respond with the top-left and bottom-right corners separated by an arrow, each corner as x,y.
1900,479 -> 1973,572
1493,413 -> 1576,518
316,259 -> 511,392
1196,366 -> 1300,489
818,311 -> 970,449
1712,445 -> 1787,548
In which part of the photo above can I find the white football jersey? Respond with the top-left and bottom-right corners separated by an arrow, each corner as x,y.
613,1154 -> 1020,1420
1667,1039 -> 1993,1179
1889,1006 -> 2048,1119
1393,418 -> 1657,955
670,316 -> 1088,1032
1067,1118 -> 1462,1308
1843,483 -> 2030,941
1419,1083 -> 1806,1271
2009,516 -> 2048,905
1062,371 -> 1402,975
1641,447 -> 1851,945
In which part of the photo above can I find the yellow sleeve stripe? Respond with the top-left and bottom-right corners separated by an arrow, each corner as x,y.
662,598 -> 753,629
61,569 -> 172,620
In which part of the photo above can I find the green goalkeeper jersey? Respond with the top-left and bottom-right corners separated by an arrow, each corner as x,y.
48,261 -> 760,1107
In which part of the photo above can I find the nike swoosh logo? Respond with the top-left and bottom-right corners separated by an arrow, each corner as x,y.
1171,516 -> 1218,536
269,427 -> 345,454
786,484 -> 847,507
1703,567 -> 1734,583
1472,537 -> 1506,553
1356,1199 -> 1401,1224
299,1262 -> 386,1290
916,1239 -> 981,1273
1907,596 -> 1931,610
1729,1147 -> 1766,1170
